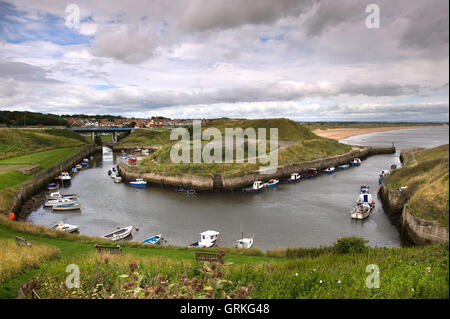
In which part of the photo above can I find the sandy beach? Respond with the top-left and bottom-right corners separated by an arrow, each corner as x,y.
313,125 -> 447,140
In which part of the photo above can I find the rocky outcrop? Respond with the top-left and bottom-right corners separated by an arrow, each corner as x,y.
118,146 -> 395,191
401,204 -> 449,245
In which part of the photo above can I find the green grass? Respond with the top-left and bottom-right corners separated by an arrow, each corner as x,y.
0,128 -> 87,160
0,171 -> 30,191
0,147 -> 81,170
387,145 -> 449,226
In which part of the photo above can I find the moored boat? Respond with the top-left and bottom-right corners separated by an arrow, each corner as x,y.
142,234 -> 162,245
80,162 -> 88,168
302,168 -> 318,179
57,172 -> 71,181
103,226 -> 133,241
75,164 -> 82,170
338,164 -> 350,170
129,178 -> 147,188
351,158 -> 362,166
242,181 -> 265,193
350,203 -> 372,220
175,187 -> 196,195
45,198 -> 76,207
265,179 -> 279,188
52,203 -> 82,211
189,230 -> 220,248
235,237 -> 254,249
114,176 -> 122,183
285,173 -> 301,183
50,221 -> 79,233
390,164 -> 398,170
71,167 -> 78,173
46,191 -> 77,201
324,166 -> 335,174
47,183 -> 59,191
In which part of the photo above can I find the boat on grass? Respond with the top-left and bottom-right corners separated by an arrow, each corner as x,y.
235,237 -> 254,249
50,221 -> 79,233
52,203 -> 82,211
242,181 -> 265,193
189,230 -> 220,248
103,226 -> 133,241
324,166 -> 335,174
129,178 -> 147,188
142,234 -> 162,245
175,187 -> 196,195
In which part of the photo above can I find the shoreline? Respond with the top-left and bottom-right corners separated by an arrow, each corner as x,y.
313,125 -> 447,140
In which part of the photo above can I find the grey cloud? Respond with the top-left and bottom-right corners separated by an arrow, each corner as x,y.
339,82 -> 421,97
0,61 -> 51,81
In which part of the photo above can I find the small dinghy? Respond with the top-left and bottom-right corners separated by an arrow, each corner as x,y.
189,230 -> 220,248
338,164 -> 350,170
81,162 -> 88,168
50,221 -> 79,233
57,172 -> 71,181
235,237 -> 254,249
45,198 -> 76,207
351,158 -> 362,166
302,168 -> 318,179
242,181 -> 265,193
75,164 -> 82,170
46,191 -> 77,201
350,203 -> 372,220
47,183 -> 59,191
324,166 -> 335,174
265,179 -> 279,189
175,187 -> 196,195
52,202 -> 82,211
390,164 -> 398,170
142,234 -> 162,245
129,178 -> 147,188
103,226 -> 133,241
285,173 -> 301,183
71,167 -> 78,173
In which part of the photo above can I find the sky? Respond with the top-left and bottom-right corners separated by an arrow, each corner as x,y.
0,0 -> 448,121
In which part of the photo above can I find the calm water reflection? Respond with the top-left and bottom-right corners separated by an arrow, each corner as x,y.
27,127 -> 449,250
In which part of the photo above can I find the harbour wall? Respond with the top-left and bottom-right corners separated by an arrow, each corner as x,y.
118,146 -> 395,191
11,144 -> 102,219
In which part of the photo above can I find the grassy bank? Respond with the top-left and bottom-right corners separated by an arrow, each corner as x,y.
387,144 -> 449,227
118,119 -> 351,177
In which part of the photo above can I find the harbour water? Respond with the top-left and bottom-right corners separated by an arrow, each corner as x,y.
27,127 -> 449,251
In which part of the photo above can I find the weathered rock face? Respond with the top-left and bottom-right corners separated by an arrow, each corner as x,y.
402,204 -> 449,245
11,144 -> 102,219
379,184 -> 408,217
118,146 -> 395,191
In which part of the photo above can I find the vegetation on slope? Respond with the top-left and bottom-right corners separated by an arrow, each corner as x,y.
387,144 -> 449,227
0,111 -> 68,127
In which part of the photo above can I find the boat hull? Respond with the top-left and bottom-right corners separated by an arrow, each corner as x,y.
52,204 -> 82,211
129,183 -> 147,188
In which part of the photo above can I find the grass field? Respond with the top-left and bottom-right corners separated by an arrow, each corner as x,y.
387,144 -> 449,226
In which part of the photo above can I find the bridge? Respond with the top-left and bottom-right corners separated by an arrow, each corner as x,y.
68,128 -> 137,143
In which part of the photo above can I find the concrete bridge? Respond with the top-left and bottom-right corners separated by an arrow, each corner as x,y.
68,127 -> 137,143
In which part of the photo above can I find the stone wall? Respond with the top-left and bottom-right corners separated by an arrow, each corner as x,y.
118,146 -> 395,191
11,144 -> 102,217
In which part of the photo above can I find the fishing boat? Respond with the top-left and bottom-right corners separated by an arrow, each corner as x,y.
57,172 -> 71,181
80,162 -> 88,168
302,168 -> 318,179
75,164 -> 82,170
357,190 -> 375,210
285,173 -> 301,183
83,158 -> 89,163
52,203 -> 82,211
350,203 -> 372,220
175,187 -> 196,195
46,191 -> 77,200
114,176 -> 122,183
242,181 -> 265,193
338,164 -> 350,170
103,226 -> 133,241
324,166 -> 335,174
50,221 -> 79,233
130,178 -> 147,188
351,158 -> 362,166
45,197 -> 76,207
390,164 -> 398,170
47,183 -> 59,191
189,230 -> 220,248
265,179 -> 279,188
235,237 -> 254,249
71,167 -> 78,173
142,234 -> 162,245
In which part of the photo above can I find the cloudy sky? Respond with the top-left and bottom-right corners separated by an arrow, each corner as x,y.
0,0 -> 448,121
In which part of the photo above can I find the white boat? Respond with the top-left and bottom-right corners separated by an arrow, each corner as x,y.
242,181 -> 265,193
52,203 -> 82,211
129,178 -> 147,188
351,158 -> 362,166
285,173 -> 301,183
44,198 -> 76,207
83,158 -> 89,163
46,191 -> 77,201
110,172 -> 117,178
350,203 -> 372,220
50,221 -> 79,233
235,237 -> 254,249
57,172 -> 71,181
189,230 -> 220,248
114,176 -> 122,183
75,164 -> 82,170
324,166 -> 335,174
103,226 -> 133,241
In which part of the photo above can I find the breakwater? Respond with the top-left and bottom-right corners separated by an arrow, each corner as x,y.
118,145 -> 395,191
11,144 -> 102,219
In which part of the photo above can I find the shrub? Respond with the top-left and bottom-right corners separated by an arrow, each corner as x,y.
333,237 -> 368,255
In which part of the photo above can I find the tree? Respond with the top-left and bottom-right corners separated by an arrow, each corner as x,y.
94,135 -> 102,146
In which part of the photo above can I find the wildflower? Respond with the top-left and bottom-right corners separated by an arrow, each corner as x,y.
295,273 -> 298,276
319,280 -> 323,284
337,280 -> 342,284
